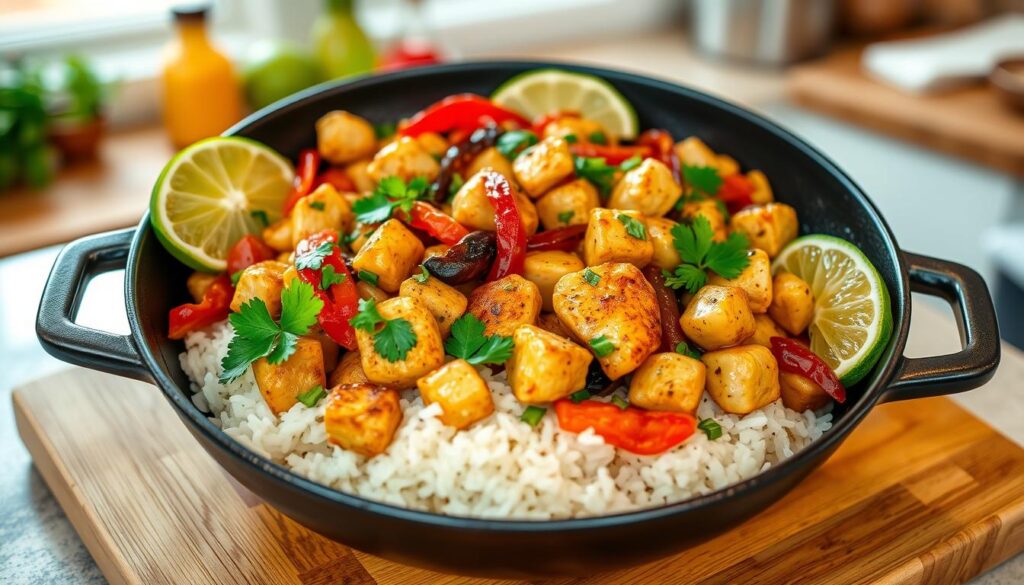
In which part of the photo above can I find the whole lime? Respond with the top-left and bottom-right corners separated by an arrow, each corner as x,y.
243,41 -> 323,110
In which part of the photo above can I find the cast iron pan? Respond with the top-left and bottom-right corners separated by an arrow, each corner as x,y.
36,62 -> 1000,578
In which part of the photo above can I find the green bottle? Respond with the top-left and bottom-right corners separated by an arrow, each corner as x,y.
313,0 -> 376,79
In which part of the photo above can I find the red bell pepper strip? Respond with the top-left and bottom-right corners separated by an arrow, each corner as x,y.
295,230 -> 359,350
637,128 -> 680,181
226,235 -> 277,276
312,167 -> 355,193
282,148 -> 321,215
405,202 -> 470,245
168,275 -> 234,340
482,171 -> 527,281
717,173 -> 755,214
570,143 -> 652,165
526,224 -> 587,252
554,399 -> 696,455
399,94 -> 531,138
770,337 -> 846,403
643,265 -> 685,353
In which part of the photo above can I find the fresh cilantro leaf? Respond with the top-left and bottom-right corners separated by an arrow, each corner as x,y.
308,201 -> 326,211
374,318 -> 417,362
296,384 -> 326,407
444,314 -> 512,365
704,233 -> 751,280
664,215 -> 750,293
557,210 -> 575,225
619,155 -> 643,172
354,176 -> 430,223
583,268 -> 600,286
663,264 -> 707,292
683,165 -> 722,197
278,280 -> 323,335
230,270 -> 243,286
675,341 -> 702,360
250,209 -> 269,227
574,156 -> 616,196
349,298 -> 384,332
467,335 -> 514,365
374,121 -> 397,139
671,216 -> 714,265
267,331 -> 299,364
589,335 -> 615,358
414,265 -> 429,284
228,297 -> 280,341
378,176 -> 407,198
220,329 -> 277,383
295,241 -> 335,270
588,131 -> 607,145
496,130 -> 538,160
358,270 -> 379,286
319,265 -> 346,290
352,191 -> 394,224
563,133 -> 578,144
617,214 -> 647,240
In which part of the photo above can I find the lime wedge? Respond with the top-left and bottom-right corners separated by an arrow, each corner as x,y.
150,137 -> 293,272
492,69 -> 639,139
772,235 -> 893,386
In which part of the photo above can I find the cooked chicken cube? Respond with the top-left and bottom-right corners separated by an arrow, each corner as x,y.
316,111 -> 377,165
707,249 -> 773,313
466,146 -> 515,182
506,325 -> 592,403
351,219 -> 425,293
328,350 -> 369,387
466,274 -> 542,337
513,136 -> 575,198
582,208 -> 653,268
680,285 -> 756,351
324,383 -> 403,457
523,251 -> 585,312
262,218 -> 293,253
230,260 -> 289,317
355,297 -> 446,389
186,271 -> 217,303
535,312 -> 573,339
779,371 -> 831,412
416,132 -> 448,158
535,178 -> 599,230
416,359 -> 495,429
291,184 -> 355,247
646,217 -> 681,270
344,159 -> 375,193
450,169 -> 539,235
768,273 -> 815,335
744,314 -> 788,348
729,203 -> 799,258
367,136 -> 440,183
356,281 -> 390,303
747,170 -> 773,205
701,345 -> 780,414
607,158 -> 682,217
399,273 -> 468,337
680,200 -> 728,243
674,136 -> 738,177
628,352 -> 706,414
346,222 -> 376,254
252,337 -> 326,415
542,117 -> 610,144
553,262 -> 661,380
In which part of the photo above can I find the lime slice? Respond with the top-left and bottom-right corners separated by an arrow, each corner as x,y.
772,235 -> 893,386
150,137 -> 293,272
492,69 -> 639,139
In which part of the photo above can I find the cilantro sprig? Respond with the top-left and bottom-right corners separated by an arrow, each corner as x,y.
444,314 -> 514,365
349,298 -> 418,363
574,156 -> 616,196
295,240 -> 335,271
352,176 -> 429,224
616,214 -> 646,240
663,215 -> 750,293
683,165 -> 723,197
319,265 -> 346,290
496,130 -> 538,160
220,281 -> 324,383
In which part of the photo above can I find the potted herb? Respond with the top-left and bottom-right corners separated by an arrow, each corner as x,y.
44,55 -> 109,163
0,63 -> 54,191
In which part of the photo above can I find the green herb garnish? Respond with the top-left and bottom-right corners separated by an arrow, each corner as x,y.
616,214 -> 647,240
563,133 -> 578,144
348,298 -> 418,363
611,395 -> 629,410
352,175 -> 429,224
675,341 -> 702,360
569,389 -> 591,403
496,130 -> 538,160
374,121 -> 397,139
574,156 -> 616,196
683,165 -> 723,197
662,215 -> 750,293
521,406 -> 547,427
250,209 -> 269,227
588,131 -> 607,145
357,270 -> 379,287
588,335 -> 615,358
319,265 -> 346,290
583,268 -> 600,286
296,384 -> 326,408
619,156 -> 643,172
295,240 -> 335,271
414,265 -> 430,284
230,270 -> 244,286
557,210 -> 575,225
308,200 -> 326,211
444,314 -> 514,365
698,418 -> 723,440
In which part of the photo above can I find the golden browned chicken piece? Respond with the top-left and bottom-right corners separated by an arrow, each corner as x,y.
707,249 -> 773,313
535,179 -> 599,230
354,297 -> 445,389
522,251 -> 585,312
398,274 -> 468,338
729,203 -> 798,258
680,200 -> 727,243
646,217 -> 682,270
252,337 -> 326,415
291,184 -> 355,247
701,345 -> 780,414
324,383 -> 403,457
680,285 -> 756,351
417,359 -> 495,429
743,314 -> 788,348
351,218 -> 425,293
506,325 -> 592,403
328,350 -> 369,387
465,274 -> 542,337
465,147 -> 515,182
779,372 -> 831,412
607,158 -> 682,217
451,169 -> 539,236
230,260 -> 290,317
628,352 -> 706,414
513,136 -> 575,198
316,111 -> 377,164
367,136 -> 440,183
768,273 -> 815,335
582,208 -> 653,268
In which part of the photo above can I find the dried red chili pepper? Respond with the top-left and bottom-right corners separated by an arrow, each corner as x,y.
769,336 -> 846,403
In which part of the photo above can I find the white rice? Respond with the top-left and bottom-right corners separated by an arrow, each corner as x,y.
180,320 -> 832,519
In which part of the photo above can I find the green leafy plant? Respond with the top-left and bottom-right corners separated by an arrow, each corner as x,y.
0,64 -> 53,191
47,55 -> 107,123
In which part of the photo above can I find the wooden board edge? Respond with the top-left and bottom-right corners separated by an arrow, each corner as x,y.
12,389 -> 137,585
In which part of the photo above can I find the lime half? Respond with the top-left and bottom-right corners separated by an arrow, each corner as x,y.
492,69 -> 639,139
772,235 -> 893,386
150,137 -> 293,272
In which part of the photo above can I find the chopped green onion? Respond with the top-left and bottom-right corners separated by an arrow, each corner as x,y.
250,209 -> 269,227
296,384 -> 326,408
569,389 -> 591,403
616,213 -> 647,240
496,130 -> 538,160
563,133 -> 578,144
557,210 -> 575,225
521,406 -> 546,427
588,131 -> 607,145
675,341 -> 702,360
698,418 -> 723,440
374,121 -> 397,139
588,335 -> 615,358
619,156 -> 643,172
230,270 -> 243,286
358,270 -> 379,287
583,268 -> 600,286
308,201 -> 326,211
611,395 -> 629,410
414,265 -> 429,284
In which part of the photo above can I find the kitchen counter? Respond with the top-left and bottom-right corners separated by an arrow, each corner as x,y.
2,28 -> 1023,585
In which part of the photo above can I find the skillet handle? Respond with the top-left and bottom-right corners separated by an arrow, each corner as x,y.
881,252 -> 1000,402
36,229 -> 151,382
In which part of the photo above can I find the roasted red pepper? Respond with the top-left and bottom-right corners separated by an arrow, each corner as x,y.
570,143 -> 651,165
643,265 -> 685,352
168,275 -> 234,340
282,148 -> 321,215
399,94 -> 530,138
482,171 -> 527,281
554,399 -> 696,455
717,173 -> 755,214
226,235 -> 276,276
312,167 -> 355,193
637,128 -> 680,180
295,231 -> 359,350
770,337 -> 846,403
526,224 -> 586,252
405,201 -> 470,245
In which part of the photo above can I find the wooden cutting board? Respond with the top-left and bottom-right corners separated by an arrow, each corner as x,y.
788,43 -> 1024,177
14,367 -> 1024,585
